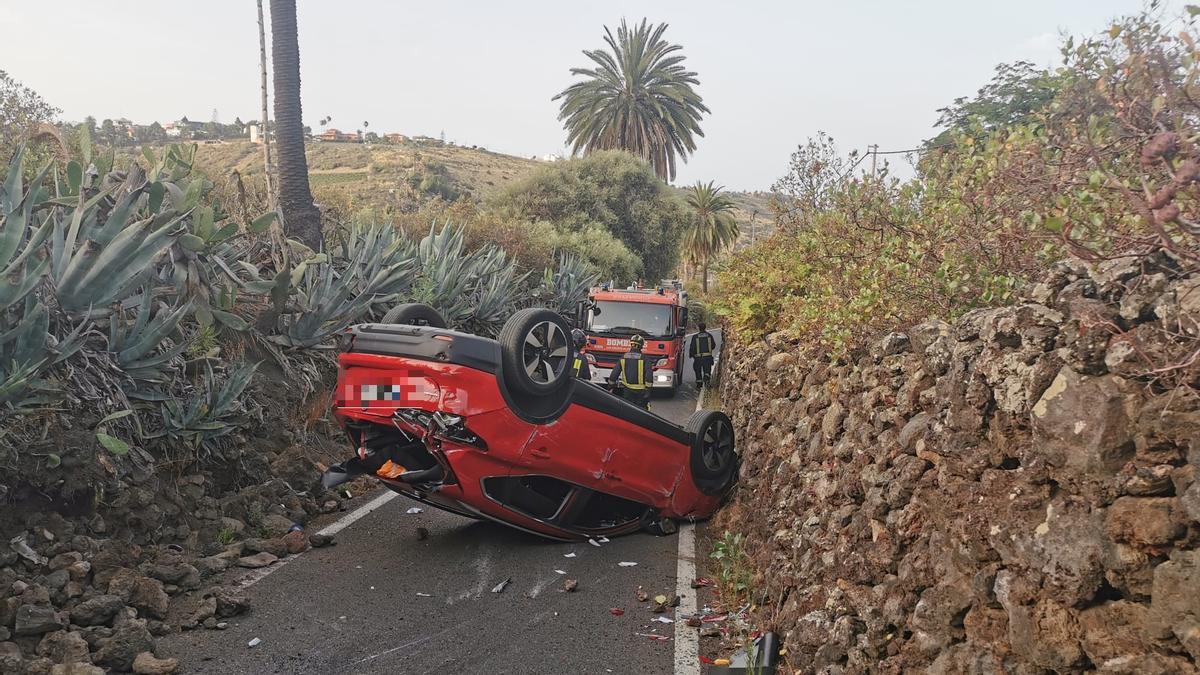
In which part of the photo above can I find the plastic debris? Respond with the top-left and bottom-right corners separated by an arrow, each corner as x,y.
699,656 -> 716,665
714,658 -> 731,666
416,592 -> 432,597
248,638 -> 262,648
598,536 -> 610,543
702,613 -> 728,623
563,552 -> 577,558
563,579 -> 578,592
9,534 -> 46,566
554,569 -> 567,575
635,633 -> 671,641
491,578 -> 511,594
691,577 -> 713,588
340,489 -> 353,499
653,594 -> 668,605
609,608 -> 625,616
618,561 -> 638,567
636,587 -> 649,602
406,507 -> 423,515
653,616 -> 674,624
588,538 -> 601,547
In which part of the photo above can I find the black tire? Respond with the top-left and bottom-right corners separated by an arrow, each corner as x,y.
685,410 -> 737,496
499,308 -> 574,397
382,303 -> 446,328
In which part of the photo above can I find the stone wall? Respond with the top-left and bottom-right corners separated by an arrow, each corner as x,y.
716,254 -> 1200,673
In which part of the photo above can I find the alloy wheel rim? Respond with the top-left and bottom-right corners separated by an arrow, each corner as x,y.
523,321 -> 568,384
701,419 -> 733,472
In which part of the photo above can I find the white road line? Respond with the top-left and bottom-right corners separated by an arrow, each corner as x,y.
674,522 -> 700,675
318,490 -> 399,536
238,490 -> 399,589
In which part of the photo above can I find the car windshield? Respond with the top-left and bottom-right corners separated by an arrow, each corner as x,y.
589,301 -> 672,337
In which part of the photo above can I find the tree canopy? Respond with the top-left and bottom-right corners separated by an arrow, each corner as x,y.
489,150 -> 688,281
553,19 -> 708,182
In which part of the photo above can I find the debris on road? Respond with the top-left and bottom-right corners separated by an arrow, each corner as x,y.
406,507 -> 423,515
491,578 -> 511,594
416,527 -> 430,541
563,552 -> 577,558
308,533 -> 335,548
691,577 -> 713,588
247,638 -> 262,648
653,594 -> 668,605
588,538 -> 601,547
686,616 -> 703,627
652,616 -> 674,624
617,561 -> 638,567
598,536 -> 610,543
609,608 -> 625,616
563,579 -> 578,592
554,569 -> 567,574
416,592 -> 432,597
636,587 -> 649,602
635,633 -> 671,641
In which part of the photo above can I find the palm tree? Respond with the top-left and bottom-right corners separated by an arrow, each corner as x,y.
553,19 -> 708,182
683,181 -> 739,292
269,0 -> 322,249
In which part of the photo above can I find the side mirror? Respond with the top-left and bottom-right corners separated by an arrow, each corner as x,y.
676,328 -> 686,338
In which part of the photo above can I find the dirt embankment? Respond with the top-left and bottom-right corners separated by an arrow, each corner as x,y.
716,253 -> 1200,673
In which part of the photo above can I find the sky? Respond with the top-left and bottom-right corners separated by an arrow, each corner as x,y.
0,1 -> 1184,191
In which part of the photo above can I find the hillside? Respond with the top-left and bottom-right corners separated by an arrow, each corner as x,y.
190,140 -> 774,235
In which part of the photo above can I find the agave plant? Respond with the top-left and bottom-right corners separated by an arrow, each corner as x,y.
107,291 -> 191,391
1,150 -> 53,315
49,164 -> 188,316
335,221 -> 418,320
409,224 -> 527,334
153,362 -> 258,453
540,252 -> 600,315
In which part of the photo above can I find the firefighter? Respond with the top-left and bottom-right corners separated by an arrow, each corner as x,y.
570,329 -> 591,380
690,322 -> 717,387
607,334 -> 652,410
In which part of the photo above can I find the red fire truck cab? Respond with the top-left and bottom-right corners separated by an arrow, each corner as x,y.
581,282 -> 688,396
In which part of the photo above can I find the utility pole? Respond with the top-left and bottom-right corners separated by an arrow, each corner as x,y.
257,0 -> 276,212
868,144 -> 879,180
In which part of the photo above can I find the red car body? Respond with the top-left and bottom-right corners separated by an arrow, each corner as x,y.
326,322 -> 735,541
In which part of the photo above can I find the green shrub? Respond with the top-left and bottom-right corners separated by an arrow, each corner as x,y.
716,9 -> 1200,355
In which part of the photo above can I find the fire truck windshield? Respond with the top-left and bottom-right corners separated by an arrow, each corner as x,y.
588,301 -> 672,337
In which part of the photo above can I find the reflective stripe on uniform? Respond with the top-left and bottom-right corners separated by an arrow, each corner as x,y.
572,357 -> 583,376
695,333 -> 713,357
621,355 -> 647,390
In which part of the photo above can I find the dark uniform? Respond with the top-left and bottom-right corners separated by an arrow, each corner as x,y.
689,329 -> 716,386
571,353 -> 591,380
607,346 -> 652,410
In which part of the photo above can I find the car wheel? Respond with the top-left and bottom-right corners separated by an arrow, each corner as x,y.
685,410 -> 737,496
499,308 -> 574,397
382,303 -> 447,328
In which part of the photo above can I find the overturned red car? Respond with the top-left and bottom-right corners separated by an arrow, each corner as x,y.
321,304 -> 737,541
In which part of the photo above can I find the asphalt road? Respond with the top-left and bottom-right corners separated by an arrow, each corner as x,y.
160,331 -> 721,675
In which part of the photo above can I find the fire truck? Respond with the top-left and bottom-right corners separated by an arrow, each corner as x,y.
579,281 -> 688,396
